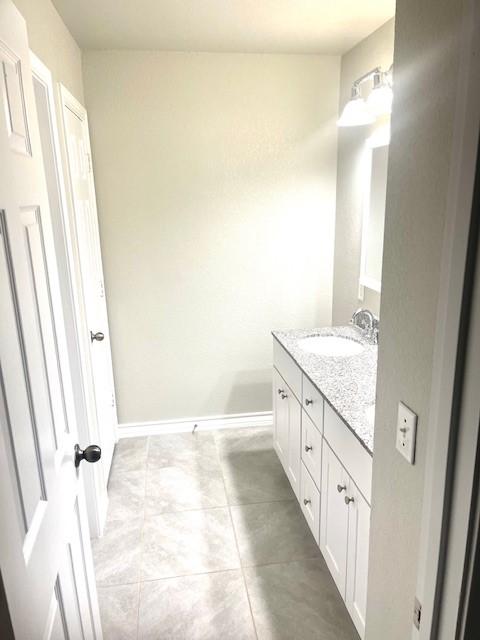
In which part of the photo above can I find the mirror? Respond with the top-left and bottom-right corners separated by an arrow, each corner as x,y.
359,126 -> 390,294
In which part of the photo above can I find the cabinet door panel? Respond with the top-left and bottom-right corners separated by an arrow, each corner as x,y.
320,441 -> 349,597
300,463 -> 320,543
302,375 -> 324,431
346,483 -> 371,639
273,369 -> 289,469
286,392 -> 301,499
301,410 -> 322,489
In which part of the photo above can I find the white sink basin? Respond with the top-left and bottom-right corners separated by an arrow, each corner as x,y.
298,335 -> 364,357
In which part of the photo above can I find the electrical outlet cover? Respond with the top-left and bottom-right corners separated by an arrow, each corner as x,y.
396,402 -> 417,464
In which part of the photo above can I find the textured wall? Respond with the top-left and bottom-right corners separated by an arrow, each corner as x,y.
332,19 -> 395,324
366,0 -> 464,637
13,0 -> 84,102
83,51 -> 340,423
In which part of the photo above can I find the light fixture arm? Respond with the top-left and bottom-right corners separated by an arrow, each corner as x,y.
352,66 -> 383,91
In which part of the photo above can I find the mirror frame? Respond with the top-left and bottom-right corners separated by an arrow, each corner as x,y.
359,124 -> 390,298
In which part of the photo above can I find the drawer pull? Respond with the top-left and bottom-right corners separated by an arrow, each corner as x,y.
344,496 -> 354,505
303,498 -> 311,506
337,484 -> 346,493
305,398 -> 313,406
305,445 -> 313,452
277,388 -> 285,395
281,393 -> 288,400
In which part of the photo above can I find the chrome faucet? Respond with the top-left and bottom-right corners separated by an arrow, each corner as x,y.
351,308 -> 379,344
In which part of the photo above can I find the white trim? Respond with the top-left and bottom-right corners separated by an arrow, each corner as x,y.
118,411 -> 273,439
414,2 -> 480,637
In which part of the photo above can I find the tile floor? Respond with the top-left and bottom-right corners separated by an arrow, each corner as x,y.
93,427 -> 359,639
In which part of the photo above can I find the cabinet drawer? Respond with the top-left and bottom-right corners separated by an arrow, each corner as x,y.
301,410 -> 322,489
302,375 -> 324,431
300,463 -> 320,544
273,339 -> 302,401
324,403 -> 372,504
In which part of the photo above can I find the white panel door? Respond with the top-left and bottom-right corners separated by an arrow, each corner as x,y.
320,441 -> 349,597
0,1 -> 102,637
273,369 -> 289,468
346,481 -> 371,639
60,89 -> 117,483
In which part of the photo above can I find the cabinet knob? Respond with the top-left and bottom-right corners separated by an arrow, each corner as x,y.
344,496 -> 354,505
90,331 -> 105,343
305,398 -> 313,406
303,498 -> 311,506
277,388 -> 284,395
281,393 -> 288,400
337,484 -> 346,493
305,445 -> 313,452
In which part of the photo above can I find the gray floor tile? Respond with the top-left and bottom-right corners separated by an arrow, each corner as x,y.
138,570 -> 256,640
215,427 -> 275,457
141,507 -> 240,580
107,470 -> 145,522
97,583 -> 140,640
111,437 -> 149,476
231,500 -> 320,567
215,428 -> 294,505
244,558 -> 359,640
148,431 -> 218,468
145,462 -> 227,516
92,517 -> 143,586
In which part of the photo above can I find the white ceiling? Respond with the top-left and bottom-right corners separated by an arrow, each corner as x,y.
52,0 -> 395,54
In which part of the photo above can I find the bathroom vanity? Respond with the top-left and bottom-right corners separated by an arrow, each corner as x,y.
272,326 -> 377,639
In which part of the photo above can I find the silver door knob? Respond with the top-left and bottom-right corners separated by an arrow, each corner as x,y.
344,496 -> 354,505
305,445 -> 313,452
90,331 -> 105,342
337,484 -> 346,493
303,498 -> 311,506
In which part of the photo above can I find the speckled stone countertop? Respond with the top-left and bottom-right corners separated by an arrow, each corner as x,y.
272,326 -> 377,455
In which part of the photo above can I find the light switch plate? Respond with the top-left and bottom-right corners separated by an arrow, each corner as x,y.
396,402 -> 417,464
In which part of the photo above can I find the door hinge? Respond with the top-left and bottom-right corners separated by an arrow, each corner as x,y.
413,597 -> 422,630
99,280 -> 105,298
111,393 -> 115,408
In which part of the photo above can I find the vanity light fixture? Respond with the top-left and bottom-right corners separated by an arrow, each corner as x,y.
337,84 -> 374,127
367,70 -> 393,116
337,65 -> 393,128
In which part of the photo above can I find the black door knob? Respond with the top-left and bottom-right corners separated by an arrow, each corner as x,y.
74,444 -> 102,468
90,331 -> 105,342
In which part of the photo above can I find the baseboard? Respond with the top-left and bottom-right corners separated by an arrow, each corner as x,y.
117,411 -> 273,438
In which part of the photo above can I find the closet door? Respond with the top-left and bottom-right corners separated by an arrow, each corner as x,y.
60,87 -> 117,489
320,441 -> 349,597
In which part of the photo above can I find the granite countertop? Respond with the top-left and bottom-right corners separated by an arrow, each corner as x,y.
272,325 -> 377,455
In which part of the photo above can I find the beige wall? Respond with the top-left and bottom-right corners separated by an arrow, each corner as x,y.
366,1 -> 465,638
332,20 -> 395,324
13,0 -> 84,102
83,51 -> 340,424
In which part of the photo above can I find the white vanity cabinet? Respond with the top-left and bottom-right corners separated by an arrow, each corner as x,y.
346,479 -> 371,636
272,336 -> 372,640
320,441 -> 350,594
272,368 -> 301,499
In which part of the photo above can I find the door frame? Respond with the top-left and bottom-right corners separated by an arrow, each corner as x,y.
30,52 -> 109,538
413,0 -> 480,637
